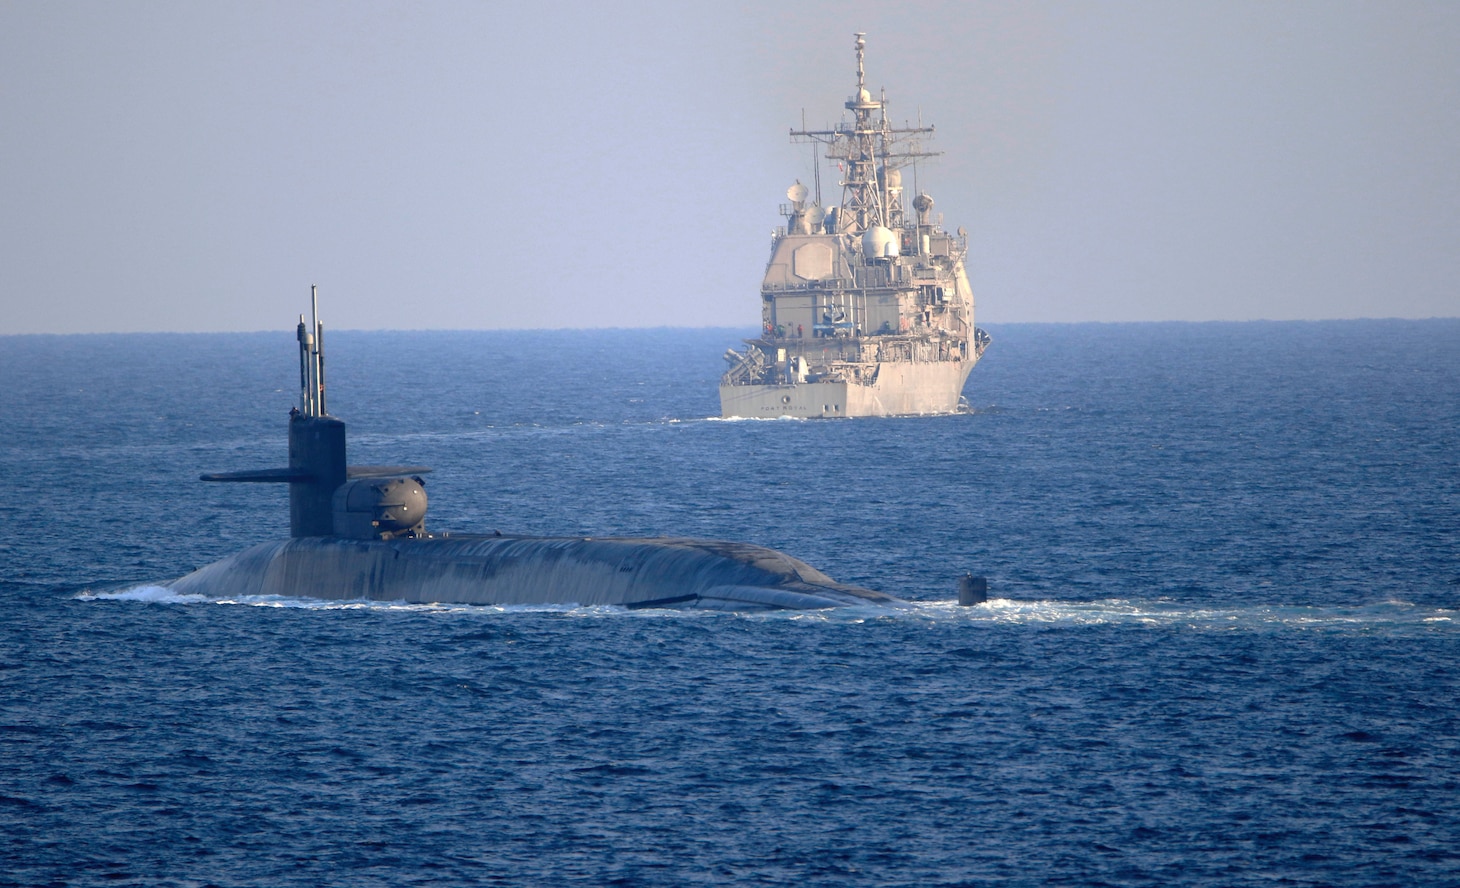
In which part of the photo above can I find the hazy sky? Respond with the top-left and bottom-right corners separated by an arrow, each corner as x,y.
3,1 -> 1457,333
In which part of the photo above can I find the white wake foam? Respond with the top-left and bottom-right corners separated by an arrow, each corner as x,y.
77,585 -> 210,604
73,587 -> 1454,632
902,596 -> 1456,631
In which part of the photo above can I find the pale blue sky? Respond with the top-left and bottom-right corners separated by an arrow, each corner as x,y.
2,1 -> 1456,333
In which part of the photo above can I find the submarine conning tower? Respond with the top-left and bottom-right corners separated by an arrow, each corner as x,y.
202,287 -> 431,540
289,295 -> 346,537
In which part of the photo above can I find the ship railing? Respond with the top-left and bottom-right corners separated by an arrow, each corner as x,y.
764,280 -> 848,293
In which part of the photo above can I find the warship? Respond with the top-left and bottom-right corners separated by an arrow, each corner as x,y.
165,291 -> 943,610
720,33 -> 990,418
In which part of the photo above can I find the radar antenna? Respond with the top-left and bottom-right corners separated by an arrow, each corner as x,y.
789,33 -> 941,238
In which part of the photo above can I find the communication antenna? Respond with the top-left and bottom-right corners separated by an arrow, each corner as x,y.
297,285 -> 327,417
913,108 -> 923,198
804,109 -> 823,205
854,31 -> 866,92
313,285 -> 326,416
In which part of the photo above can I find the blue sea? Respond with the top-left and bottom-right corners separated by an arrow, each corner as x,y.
2,320 -> 1458,886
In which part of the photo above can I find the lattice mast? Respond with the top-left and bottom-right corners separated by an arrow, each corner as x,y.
791,33 -> 940,239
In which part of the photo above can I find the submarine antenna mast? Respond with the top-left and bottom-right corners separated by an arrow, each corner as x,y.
297,314 -> 312,416
313,286 -> 326,417
298,285 -> 327,418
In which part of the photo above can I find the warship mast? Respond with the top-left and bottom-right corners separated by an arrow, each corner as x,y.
790,32 -> 940,238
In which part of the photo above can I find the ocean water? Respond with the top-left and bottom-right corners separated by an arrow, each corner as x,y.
2,319 -> 1458,886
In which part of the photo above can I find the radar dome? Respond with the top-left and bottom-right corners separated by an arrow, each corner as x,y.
914,192 -> 935,225
862,225 -> 900,260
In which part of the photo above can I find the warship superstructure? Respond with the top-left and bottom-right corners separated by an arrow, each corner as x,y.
167,291 -> 910,610
720,33 -> 989,418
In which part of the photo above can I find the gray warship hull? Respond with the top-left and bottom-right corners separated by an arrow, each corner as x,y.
720,356 -> 974,418
719,33 -> 988,419
169,535 -> 900,611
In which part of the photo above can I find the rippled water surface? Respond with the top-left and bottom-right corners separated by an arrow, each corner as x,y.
3,321 -> 1458,886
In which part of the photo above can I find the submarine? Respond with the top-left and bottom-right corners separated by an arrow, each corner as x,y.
167,292 -> 912,610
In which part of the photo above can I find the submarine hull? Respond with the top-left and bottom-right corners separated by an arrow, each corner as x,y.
168,534 -> 903,611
